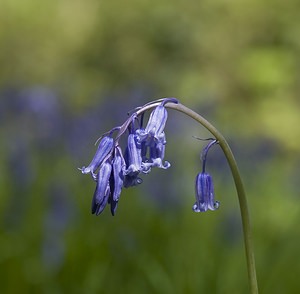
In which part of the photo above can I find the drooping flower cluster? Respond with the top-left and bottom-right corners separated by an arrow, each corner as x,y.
193,139 -> 220,212
79,98 -> 178,215
80,98 -> 221,216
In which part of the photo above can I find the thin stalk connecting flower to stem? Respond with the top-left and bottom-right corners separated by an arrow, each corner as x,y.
166,102 -> 259,294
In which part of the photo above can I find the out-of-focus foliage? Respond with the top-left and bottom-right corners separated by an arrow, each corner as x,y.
0,0 -> 300,293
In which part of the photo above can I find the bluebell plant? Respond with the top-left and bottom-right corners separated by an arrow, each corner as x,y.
80,97 -> 220,216
79,98 -> 258,293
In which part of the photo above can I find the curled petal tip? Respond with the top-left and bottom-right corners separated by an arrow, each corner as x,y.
192,203 -> 200,213
78,166 -> 90,174
91,172 -> 97,181
214,201 -> 220,209
163,161 -> 171,169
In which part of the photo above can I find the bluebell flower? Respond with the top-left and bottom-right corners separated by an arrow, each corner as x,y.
141,132 -> 170,172
134,99 -> 176,173
122,132 -> 144,187
108,171 -> 118,216
91,158 -> 112,215
79,135 -> 114,180
112,146 -> 125,202
124,133 -> 142,176
149,137 -> 170,169
144,104 -> 168,139
193,139 -> 219,213
136,99 -> 176,142
193,172 -> 220,212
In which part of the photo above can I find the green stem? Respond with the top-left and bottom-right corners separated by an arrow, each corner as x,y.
166,102 -> 259,294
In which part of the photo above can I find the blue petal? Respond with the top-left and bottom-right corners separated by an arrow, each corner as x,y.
124,134 -> 142,176
109,198 -> 118,216
95,185 -> 110,216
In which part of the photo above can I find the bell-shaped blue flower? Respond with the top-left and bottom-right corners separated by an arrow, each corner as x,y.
80,136 -> 114,180
123,133 -> 144,187
193,172 -> 220,212
124,133 -> 142,176
141,132 -> 170,172
193,172 -> 219,212
112,146 -> 125,202
142,98 -> 177,139
144,104 -> 168,139
193,139 -> 219,212
91,159 -> 112,215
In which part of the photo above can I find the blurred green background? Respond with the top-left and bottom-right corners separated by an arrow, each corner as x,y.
1,0 -> 300,293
